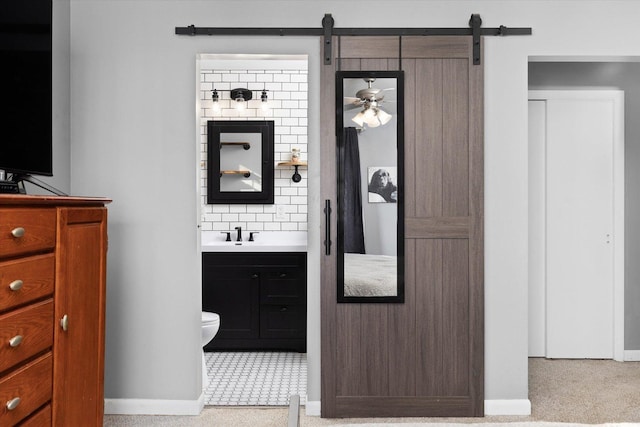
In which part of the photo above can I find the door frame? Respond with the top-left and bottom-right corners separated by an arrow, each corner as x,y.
528,90 -> 624,361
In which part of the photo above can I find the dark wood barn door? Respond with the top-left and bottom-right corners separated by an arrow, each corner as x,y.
320,36 -> 484,417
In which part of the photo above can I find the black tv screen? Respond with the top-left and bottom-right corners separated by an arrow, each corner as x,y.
0,0 -> 52,177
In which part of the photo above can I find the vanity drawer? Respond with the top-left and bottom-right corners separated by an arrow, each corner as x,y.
260,304 -> 305,339
260,272 -> 305,305
0,352 -> 52,426
0,209 -> 56,258
0,254 -> 55,313
0,300 -> 53,374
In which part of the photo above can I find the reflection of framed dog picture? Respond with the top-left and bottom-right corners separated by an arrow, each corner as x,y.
367,166 -> 398,203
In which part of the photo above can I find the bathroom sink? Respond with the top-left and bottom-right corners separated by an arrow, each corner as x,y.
201,231 -> 307,252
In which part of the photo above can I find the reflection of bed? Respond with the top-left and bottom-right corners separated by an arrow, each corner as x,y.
344,253 -> 397,297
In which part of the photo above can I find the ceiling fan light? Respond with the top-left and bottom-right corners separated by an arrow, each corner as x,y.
352,111 -> 366,127
377,108 -> 392,125
366,117 -> 381,128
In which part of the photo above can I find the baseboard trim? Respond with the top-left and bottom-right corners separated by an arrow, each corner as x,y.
484,399 -> 531,415
302,399 -> 530,417
624,350 -> 640,361
305,400 -> 321,416
104,394 -> 205,416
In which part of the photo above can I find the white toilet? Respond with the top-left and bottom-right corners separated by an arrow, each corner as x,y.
201,311 -> 220,389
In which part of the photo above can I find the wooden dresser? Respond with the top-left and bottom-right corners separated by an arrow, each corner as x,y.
0,195 -> 110,426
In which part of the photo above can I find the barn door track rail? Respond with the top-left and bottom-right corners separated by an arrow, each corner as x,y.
175,13 -> 531,65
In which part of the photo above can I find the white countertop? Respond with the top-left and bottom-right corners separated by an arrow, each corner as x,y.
201,231 -> 307,252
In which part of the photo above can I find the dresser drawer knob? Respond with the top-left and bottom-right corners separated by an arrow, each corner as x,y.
9,335 -> 23,348
60,314 -> 69,331
11,227 -> 25,238
6,397 -> 20,411
9,280 -> 23,291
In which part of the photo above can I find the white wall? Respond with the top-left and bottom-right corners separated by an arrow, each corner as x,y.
67,0 -> 640,413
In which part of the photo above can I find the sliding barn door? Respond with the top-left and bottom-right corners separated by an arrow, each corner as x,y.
321,36 -> 484,417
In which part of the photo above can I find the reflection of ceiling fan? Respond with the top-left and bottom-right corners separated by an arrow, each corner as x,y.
344,78 -> 395,128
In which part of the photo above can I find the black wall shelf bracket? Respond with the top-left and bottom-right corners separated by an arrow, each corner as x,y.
175,13 -> 531,66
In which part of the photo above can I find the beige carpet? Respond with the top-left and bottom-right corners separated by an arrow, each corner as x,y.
104,359 -> 640,426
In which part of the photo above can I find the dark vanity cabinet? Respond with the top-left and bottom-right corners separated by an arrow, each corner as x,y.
202,252 -> 306,352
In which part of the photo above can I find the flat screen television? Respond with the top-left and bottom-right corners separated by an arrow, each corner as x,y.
0,1 -> 53,181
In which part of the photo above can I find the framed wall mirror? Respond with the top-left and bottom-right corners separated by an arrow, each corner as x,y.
336,70 -> 404,303
207,120 -> 274,204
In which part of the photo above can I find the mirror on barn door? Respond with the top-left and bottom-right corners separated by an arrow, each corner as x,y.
335,70 -> 404,303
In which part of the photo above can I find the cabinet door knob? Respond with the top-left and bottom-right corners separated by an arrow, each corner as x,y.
251,273 -> 259,279
9,280 -> 23,291
11,227 -> 25,238
60,314 -> 69,331
6,397 -> 20,411
279,273 -> 287,278
280,306 -> 288,312
9,335 -> 23,348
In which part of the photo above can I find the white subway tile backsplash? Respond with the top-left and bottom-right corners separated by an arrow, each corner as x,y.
221,213 -> 239,222
211,205 -> 230,213
273,74 -> 291,82
247,223 -> 265,231
239,213 -> 256,222
222,73 -> 240,82
256,213 -> 273,222
290,196 -> 307,205
200,66 -> 308,233
246,206 -> 264,213
264,222 -> 281,231
229,206 -> 247,213
290,214 -> 307,222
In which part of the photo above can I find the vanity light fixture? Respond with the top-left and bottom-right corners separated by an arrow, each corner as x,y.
260,89 -> 269,111
211,89 -> 220,112
231,88 -> 252,111
211,88 -> 271,113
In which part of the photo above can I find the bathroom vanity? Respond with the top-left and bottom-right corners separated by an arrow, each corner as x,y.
202,252 -> 306,352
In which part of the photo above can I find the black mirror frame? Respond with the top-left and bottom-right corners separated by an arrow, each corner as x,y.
207,120 -> 274,204
336,70 -> 405,304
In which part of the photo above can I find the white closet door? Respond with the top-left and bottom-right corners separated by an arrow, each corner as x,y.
545,97 -> 614,359
528,100 -> 546,357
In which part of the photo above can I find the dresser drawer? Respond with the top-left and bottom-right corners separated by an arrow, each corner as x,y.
0,352 -> 52,426
0,300 -> 53,374
17,403 -> 51,426
0,209 -> 56,258
0,254 -> 54,313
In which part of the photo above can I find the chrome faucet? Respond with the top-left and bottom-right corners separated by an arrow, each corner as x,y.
234,226 -> 242,242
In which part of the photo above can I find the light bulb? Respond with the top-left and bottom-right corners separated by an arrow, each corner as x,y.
235,97 -> 246,111
211,89 -> 220,113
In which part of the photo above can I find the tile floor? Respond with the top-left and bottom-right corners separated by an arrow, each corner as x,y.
203,352 -> 307,406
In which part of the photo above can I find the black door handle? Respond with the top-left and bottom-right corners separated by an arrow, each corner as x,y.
324,199 -> 332,256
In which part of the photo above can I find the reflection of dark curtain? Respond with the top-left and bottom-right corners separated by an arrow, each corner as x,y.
343,127 -> 365,254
